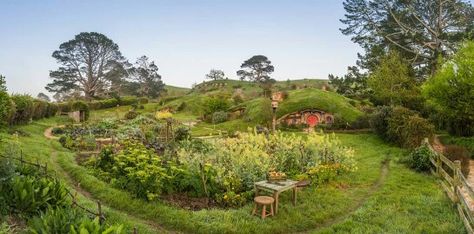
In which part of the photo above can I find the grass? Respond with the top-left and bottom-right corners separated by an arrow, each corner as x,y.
0,117 -> 465,233
276,88 -> 362,123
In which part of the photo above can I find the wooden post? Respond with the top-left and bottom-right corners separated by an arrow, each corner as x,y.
97,201 -> 103,224
44,162 -> 48,174
133,227 -> 138,234
436,153 -> 442,177
72,192 -> 78,208
454,160 -> 462,204
20,151 -> 23,166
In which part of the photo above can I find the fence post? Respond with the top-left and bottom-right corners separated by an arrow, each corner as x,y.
133,227 -> 138,234
436,153 -> 442,177
97,201 -> 103,225
454,160 -> 462,204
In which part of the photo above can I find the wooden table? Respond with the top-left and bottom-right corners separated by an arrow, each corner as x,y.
254,180 -> 298,214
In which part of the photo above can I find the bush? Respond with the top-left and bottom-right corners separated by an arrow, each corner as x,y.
0,92 -> 14,126
202,95 -> 231,117
71,101 -> 90,121
369,106 -> 393,139
371,106 -> 434,148
125,110 -> 139,120
212,111 -> 228,124
406,144 -> 435,172
444,145 -> 471,177
119,96 -> 138,106
57,102 -> 72,113
177,102 -> 187,111
32,100 -> 48,120
28,208 -> 85,234
10,94 -> 34,124
46,102 -> 58,117
139,97 -> 149,104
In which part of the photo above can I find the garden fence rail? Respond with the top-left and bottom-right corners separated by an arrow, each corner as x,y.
425,138 -> 474,234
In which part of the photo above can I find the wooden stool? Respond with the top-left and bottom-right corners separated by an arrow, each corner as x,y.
252,196 -> 275,219
296,180 -> 311,191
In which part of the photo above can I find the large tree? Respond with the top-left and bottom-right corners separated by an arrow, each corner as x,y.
341,0 -> 474,77
128,56 -> 165,98
46,32 -> 128,99
368,51 -> 420,107
328,66 -> 370,99
423,41 -> 474,136
237,55 -> 275,96
205,69 -> 226,81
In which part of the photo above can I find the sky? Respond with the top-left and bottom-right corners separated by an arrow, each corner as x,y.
0,0 -> 363,96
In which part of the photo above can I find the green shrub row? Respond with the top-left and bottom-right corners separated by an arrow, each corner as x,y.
0,94 -> 59,126
370,106 -> 435,148
57,96 -> 141,113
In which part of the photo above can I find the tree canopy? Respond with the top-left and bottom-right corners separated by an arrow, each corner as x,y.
46,32 -> 128,99
341,0 -> 474,77
368,51 -> 420,107
206,69 -> 226,81
237,55 -> 274,83
423,41 -> 474,136
128,56 -> 165,98
329,66 -> 370,99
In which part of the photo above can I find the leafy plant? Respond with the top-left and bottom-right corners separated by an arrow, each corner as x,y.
406,144 -> 435,172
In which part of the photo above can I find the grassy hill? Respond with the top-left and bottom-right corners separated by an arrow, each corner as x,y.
158,79 -> 361,126
162,85 -> 191,97
277,88 -> 362,122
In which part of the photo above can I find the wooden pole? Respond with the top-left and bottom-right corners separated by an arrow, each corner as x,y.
454,160 -> 462,204
97,201 -> 103,224
133,227 -> 138,234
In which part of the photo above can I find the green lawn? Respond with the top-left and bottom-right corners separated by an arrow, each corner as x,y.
0,117 -> 465,233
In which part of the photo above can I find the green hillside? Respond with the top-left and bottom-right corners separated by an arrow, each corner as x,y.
162,85 -> 190,97
159,79 -> 361,125
276,88 -> 362,122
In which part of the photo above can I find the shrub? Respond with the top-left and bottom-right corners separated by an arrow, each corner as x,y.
51,127 -> 65,135
32,100 -> 49,120
371,106 -> 434,148
125,110 -> 139,120
0,91 -> 14,126
119,96 -> 138,106
177,102 -> 187,111
444,145 -> 471,177
10,94 -> 34,124
46,102 -> 58,117
174,126 -> 191,141
57,102 -> 72,113
71,101 -> 90,121
202,95 -> 231,116
139,97 -> 149,104
406,144 -> 435,172
212,111 -> 228,124
369,106 -> 393,139
387,107 -> 434,148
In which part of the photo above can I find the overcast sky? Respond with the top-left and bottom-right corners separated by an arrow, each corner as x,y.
0,0 -> 364,96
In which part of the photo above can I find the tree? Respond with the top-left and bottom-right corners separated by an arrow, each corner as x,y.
129,56 -> 165,98
341,0 -> 474,77
37,93 -> 51,102
368,51 -> 420,106
237,55 -> 275,97
46,32 -> 128,99
0,75 -> 14,125
328,66 -> 370,99
423,41 -> 474,136
205,69 -> 226,81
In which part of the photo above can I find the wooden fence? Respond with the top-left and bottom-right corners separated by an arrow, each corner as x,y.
425,139 -> 474,233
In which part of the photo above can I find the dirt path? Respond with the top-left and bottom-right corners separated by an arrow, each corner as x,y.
299,159 -> 390,233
